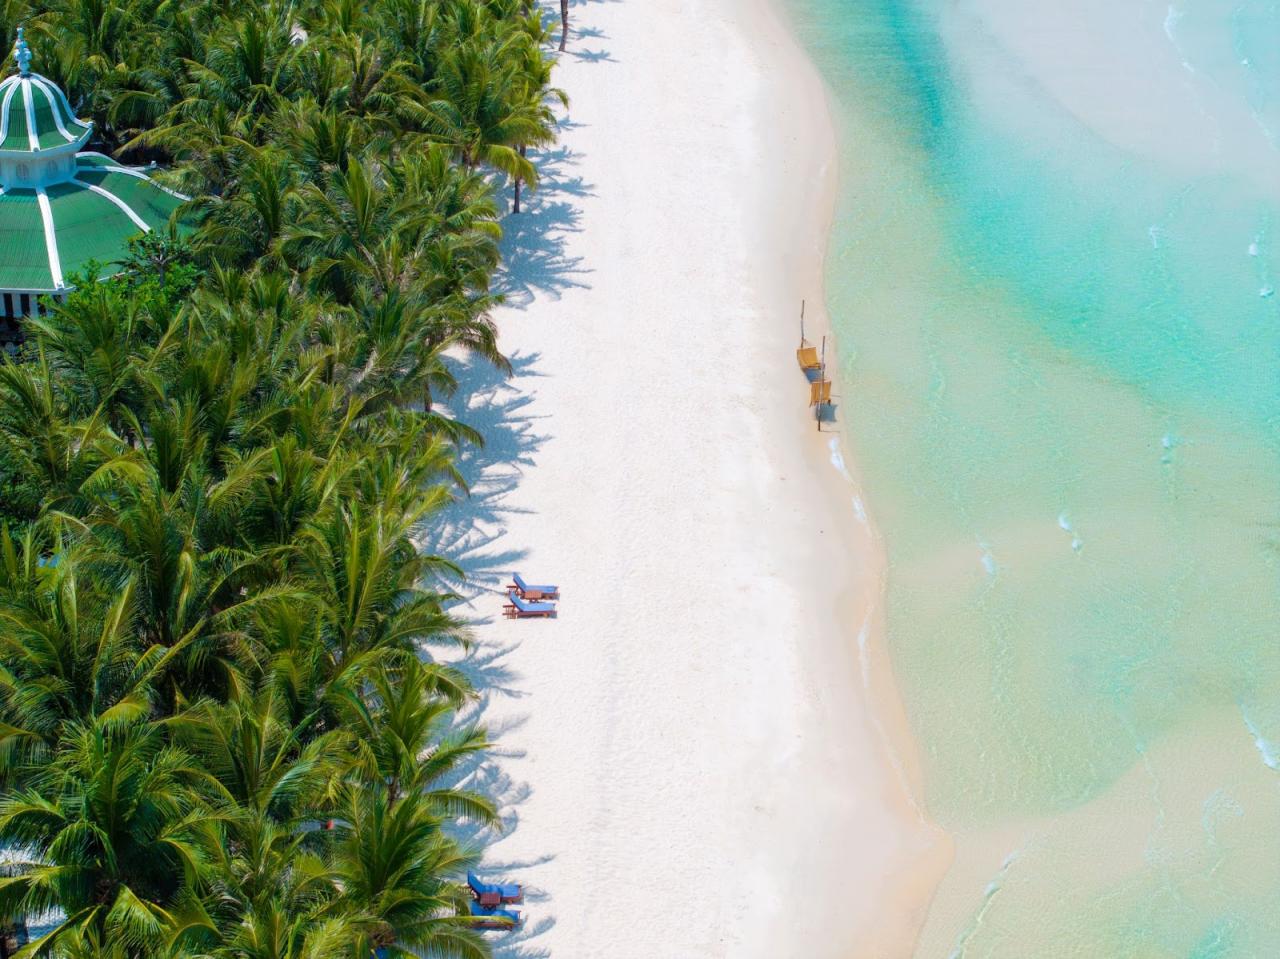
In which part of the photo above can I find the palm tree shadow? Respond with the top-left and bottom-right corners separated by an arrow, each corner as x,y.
420,45 -> 621,952
418,346 -> 556,957
569,47 -> 616,63
495,141 -> 595,307
493,917 -> 555,959
417,350 -> 549,607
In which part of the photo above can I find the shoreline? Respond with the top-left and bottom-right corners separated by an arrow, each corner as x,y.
774,3 -> 1280,954
442,0 -> 948,954
747,0 -> 953,951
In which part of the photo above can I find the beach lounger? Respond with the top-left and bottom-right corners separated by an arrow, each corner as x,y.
469,900 -> 522,930
809,380 -> 832,406
796,345 -> 821,370
503,590 -> 556,618
507,572 -> 559,601
468,871 -> 524,905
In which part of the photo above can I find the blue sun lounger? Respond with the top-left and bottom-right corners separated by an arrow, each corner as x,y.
504,590 -> 556,618
468,870 -> 523,904
469,899 -> 521,930
508,572 -> 559,600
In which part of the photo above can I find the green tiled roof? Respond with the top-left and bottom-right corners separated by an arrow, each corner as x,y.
0,83 -> 29,152
0,158 -> 189,293
0,188 -> 54,290
0,73 -> 92,155
30,87 -> 66,149
74,152 -> 115,169
45,181 -> 142,282
77,169 -> 184,231
0,43 -> 188,295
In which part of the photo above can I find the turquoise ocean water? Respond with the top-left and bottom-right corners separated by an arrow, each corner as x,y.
781,1 -> 1280,955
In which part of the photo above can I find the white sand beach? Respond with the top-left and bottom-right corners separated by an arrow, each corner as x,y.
434,0 -> 947,955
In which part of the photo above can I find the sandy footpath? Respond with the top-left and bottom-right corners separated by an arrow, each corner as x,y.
432,0 -> 946,955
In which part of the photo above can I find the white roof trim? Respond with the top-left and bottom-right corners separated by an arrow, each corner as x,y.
35,188 -> 63,289
0,81 -> 18,144
72,178 -> 151,233
97,162 -> 191,202
31,73 -> 90,133
29,77 -> 76,144
21,79 -> 38,152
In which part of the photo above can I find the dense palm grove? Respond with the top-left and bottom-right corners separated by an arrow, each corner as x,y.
0,1 -> 560,955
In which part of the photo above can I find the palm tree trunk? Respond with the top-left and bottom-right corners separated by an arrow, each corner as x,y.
513,144 -> 527,214
560,0 -> 569,51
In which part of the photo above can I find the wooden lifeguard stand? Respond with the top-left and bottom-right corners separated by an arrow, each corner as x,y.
796,300 -> 832,431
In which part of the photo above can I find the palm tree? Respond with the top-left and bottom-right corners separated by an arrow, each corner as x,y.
331,784 -> 487,958
560,0 -> 569,51
0,2 -> 562,954
344,658 -> 492,812
510,27 -> 566,213
0,552 -> 153,779
193,148 -> 299,266
0,718 -> 221,957
421,40 -> 546,182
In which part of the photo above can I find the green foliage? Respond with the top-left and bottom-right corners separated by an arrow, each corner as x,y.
0,0 -> 564,956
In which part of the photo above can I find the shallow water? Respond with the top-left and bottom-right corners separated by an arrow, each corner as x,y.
782,0 -> 1280,955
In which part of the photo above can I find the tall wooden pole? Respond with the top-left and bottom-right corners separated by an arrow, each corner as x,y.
800,299 -> 806,346
818,335 -> 826,431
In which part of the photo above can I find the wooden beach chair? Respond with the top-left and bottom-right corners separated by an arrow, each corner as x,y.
468,871 -> 523,905
809,380 -> 832,406
796,344 -> 821,371
504,590 -> 556,618
507,572 -> 559,601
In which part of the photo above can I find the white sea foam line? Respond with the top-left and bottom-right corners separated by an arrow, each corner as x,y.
73,179 -> 151,233
946,847 -> 1023,959
1163,4 -> 1196,74
851,495 -> 867,525
21,79 -> 38,152
826,437 -> 869,524
30,76 -> 76,143
1240,705 -> 1280,771
1200,788 -> 1243,846
978,539 -> 996,576
1057,511 -> 1083,552
827,435 -> 851,480
35,188 -> 63,289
